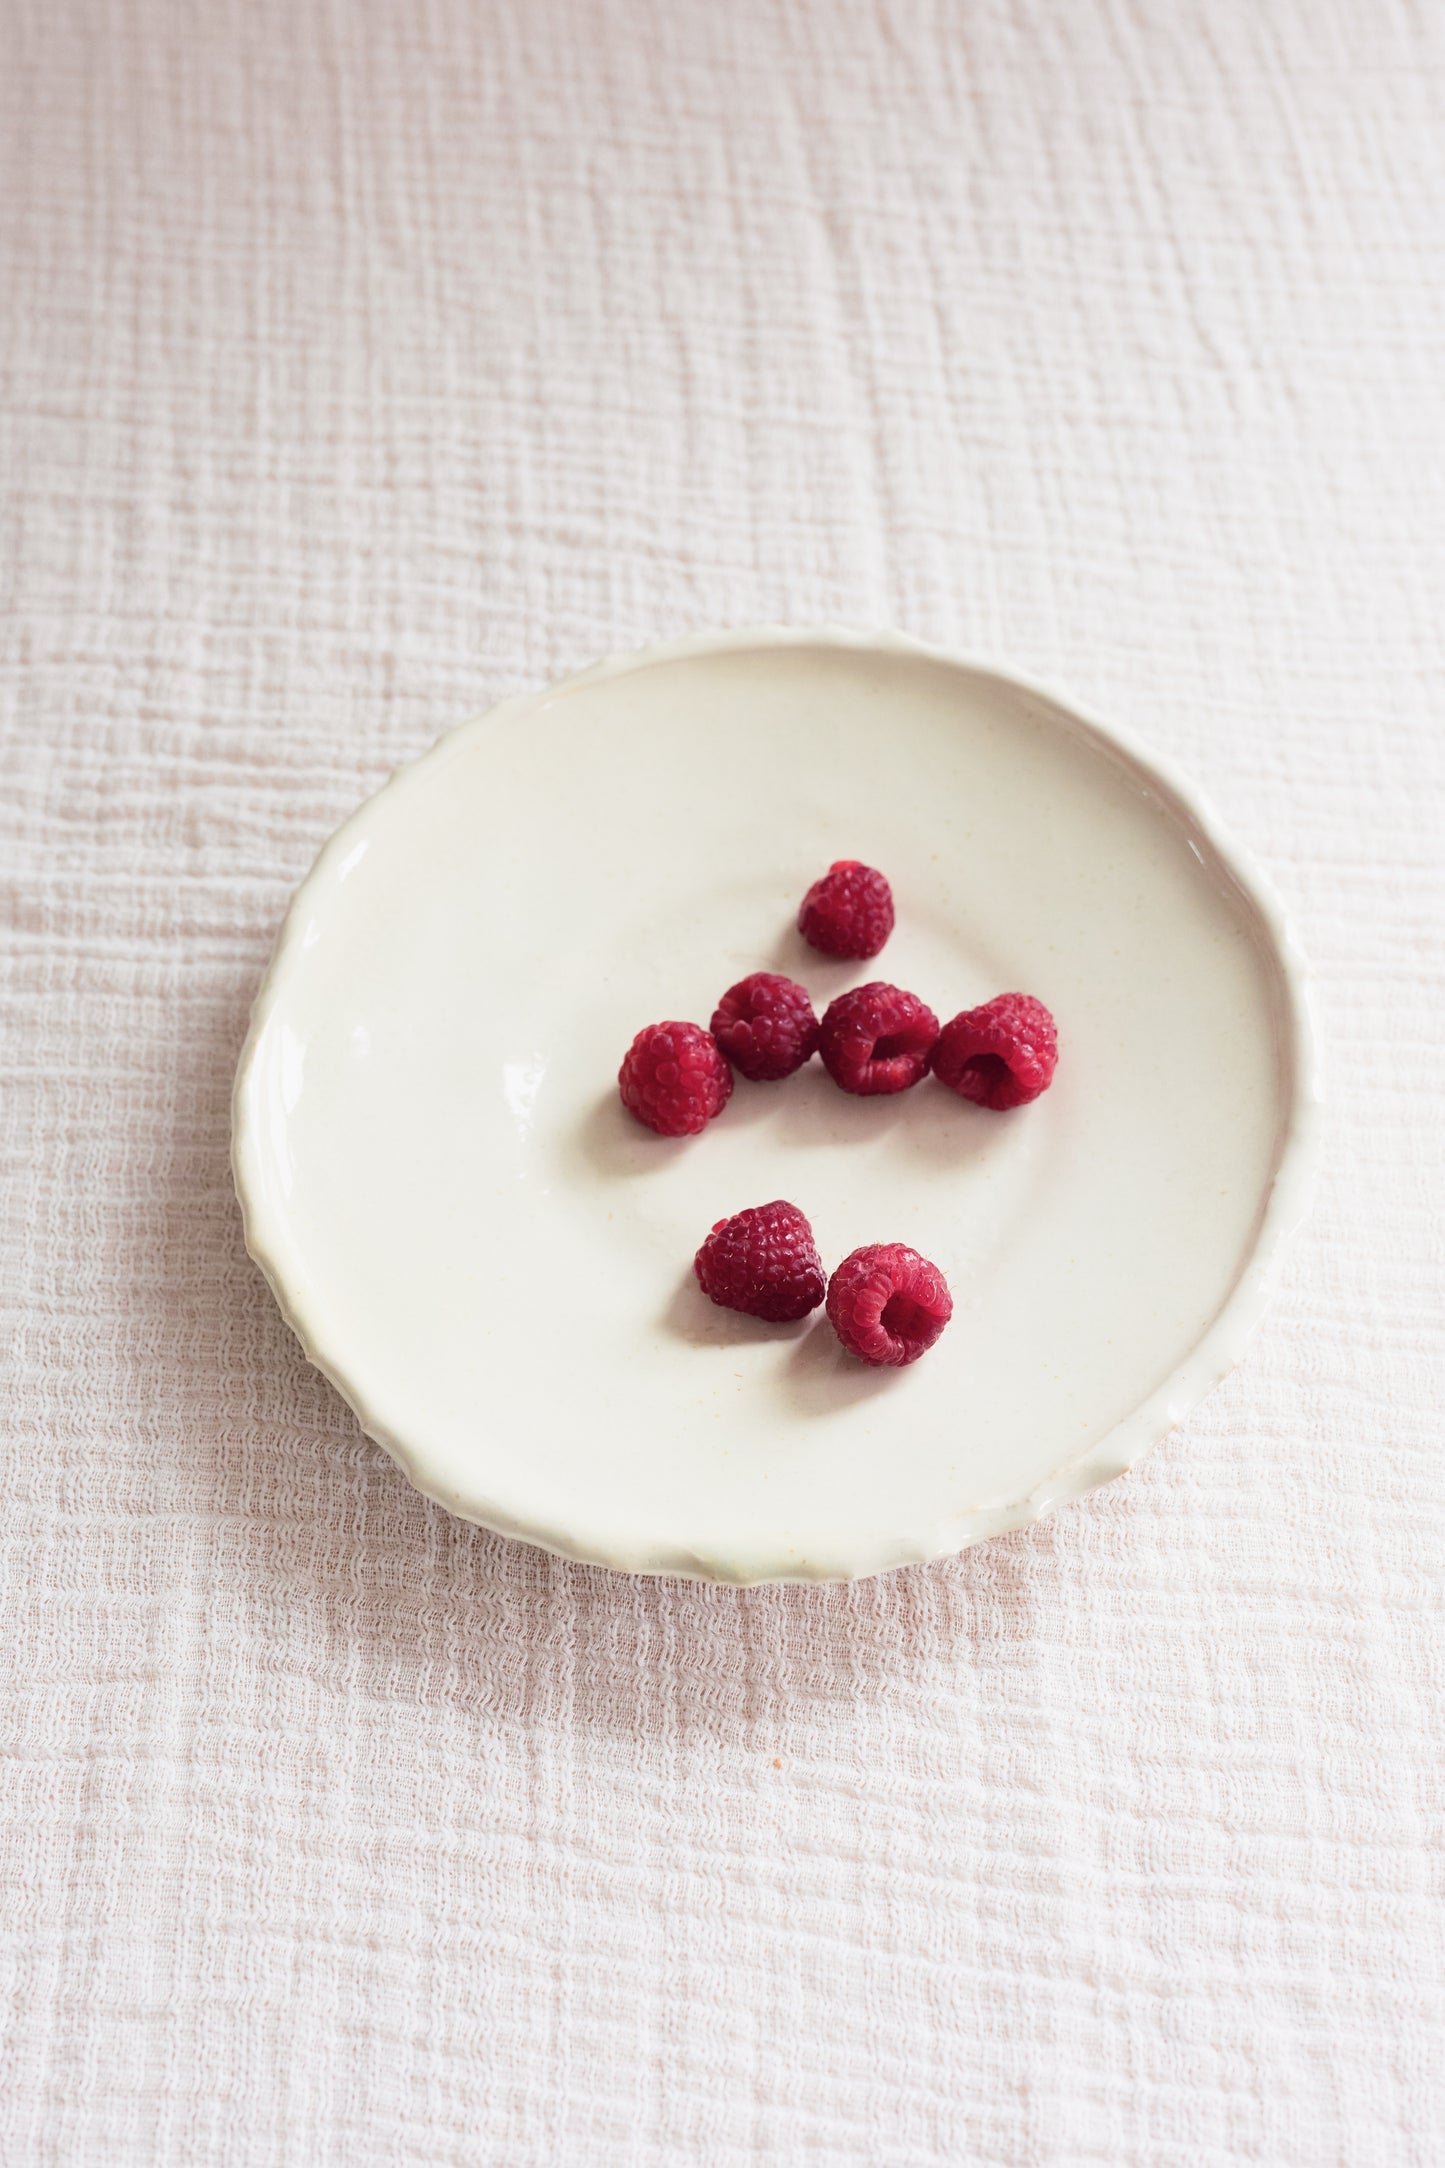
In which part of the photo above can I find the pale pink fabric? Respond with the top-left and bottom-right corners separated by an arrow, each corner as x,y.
3,1 -> 1443,2161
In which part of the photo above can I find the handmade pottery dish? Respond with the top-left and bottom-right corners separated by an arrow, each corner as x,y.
233,629 -> 1319,1583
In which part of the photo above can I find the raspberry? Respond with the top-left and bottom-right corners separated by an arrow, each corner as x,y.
694,1200 -> 826,1322
826,1243 -> 953,1367
931,993 -> 1058,1111
710,971 -> 819,1082
618,1021 -> 733,1136
817,981 -> 939,1095
798,861 -> 894,959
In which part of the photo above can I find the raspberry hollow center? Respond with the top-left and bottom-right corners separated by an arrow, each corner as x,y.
958,1053 -> 1011,1095
873,1029 -> 920,1060
881,1291 -> 937,1342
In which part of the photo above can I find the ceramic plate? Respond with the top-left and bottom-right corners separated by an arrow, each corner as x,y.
233,630 -> 1319,1583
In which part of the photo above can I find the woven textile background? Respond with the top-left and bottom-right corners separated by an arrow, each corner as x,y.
3,1 -> 1443,2161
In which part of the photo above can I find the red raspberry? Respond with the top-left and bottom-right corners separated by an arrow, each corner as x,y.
798,861 -> 894,959
817,981 -> 939,1095
618,1021 -> 733,1136
710,971 -> 819,1082
931,993 -> 1058,1111
694,1200 -> 826,1322
826,1243 -> 953,1367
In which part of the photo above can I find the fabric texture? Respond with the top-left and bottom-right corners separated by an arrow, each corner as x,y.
2,0 -> 1443,2160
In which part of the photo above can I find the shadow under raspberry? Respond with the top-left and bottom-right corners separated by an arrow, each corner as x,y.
658,1264 -> 817,1348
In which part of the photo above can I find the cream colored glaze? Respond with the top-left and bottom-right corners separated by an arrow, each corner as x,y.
233,630 -> 1320,1583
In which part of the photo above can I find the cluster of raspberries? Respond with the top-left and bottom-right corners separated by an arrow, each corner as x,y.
617,861 -> 1058,1367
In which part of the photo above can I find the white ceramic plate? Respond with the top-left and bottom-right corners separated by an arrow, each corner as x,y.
234,630 -> 1319,1583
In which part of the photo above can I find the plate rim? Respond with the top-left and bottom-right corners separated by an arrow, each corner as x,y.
233,626 -> 1323,1583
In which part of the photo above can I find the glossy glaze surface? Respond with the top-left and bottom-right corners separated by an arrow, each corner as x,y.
233,631 -> 1319,1581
